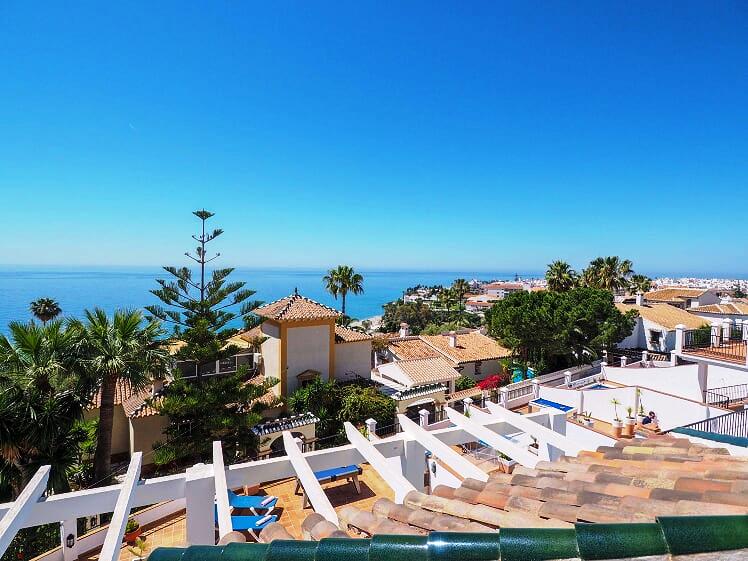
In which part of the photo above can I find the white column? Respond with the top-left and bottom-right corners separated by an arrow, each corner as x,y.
576,391 -> 584,416
564,370 -> 572,387
60,518 -> 79,561
462,397 -> 473,415
499,387 -> 508,408
99,454 -> 143,561
711,322 -> 722,344
675,324 -> 686,352
641,350 -> 648,363
418,409 -> 430,427
365,418 -> 377,441
185,463 -> 216,545
212,442 -> 232,540
402,439 -> 428,492
722,319 -> 733,341
670,351 -> 677,366
531,379 -> 540,399
620,356 -> 627,367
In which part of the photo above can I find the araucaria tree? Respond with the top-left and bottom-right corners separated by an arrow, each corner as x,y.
146,210 -> 262,381
29,298 -> 62,324
323,265 -> 364,316
74,309 -> 169,484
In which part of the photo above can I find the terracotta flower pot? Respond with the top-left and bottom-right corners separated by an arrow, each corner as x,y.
623,417 -> 635,437
611,419 -> 623,438
124,527 -> 142,544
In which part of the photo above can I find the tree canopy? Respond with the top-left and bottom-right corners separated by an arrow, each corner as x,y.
323,265 -> 364,316
381,300 -> 434,334
485,287 -> 637,372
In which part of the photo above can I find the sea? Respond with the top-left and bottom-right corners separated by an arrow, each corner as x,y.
0,266 -> 542,333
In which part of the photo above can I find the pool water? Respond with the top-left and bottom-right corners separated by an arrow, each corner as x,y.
587,383 -> 611,390
511,367 -> 536,383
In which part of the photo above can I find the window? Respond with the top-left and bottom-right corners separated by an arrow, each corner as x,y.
648,330 -> 663,349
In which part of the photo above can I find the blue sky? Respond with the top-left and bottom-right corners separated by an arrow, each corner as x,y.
1,2 -> 747,275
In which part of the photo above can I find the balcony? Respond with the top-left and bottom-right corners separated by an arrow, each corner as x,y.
680,325 -> 748,366
176,352 -> 257,378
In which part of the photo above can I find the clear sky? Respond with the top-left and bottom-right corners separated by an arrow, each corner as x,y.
1,2 -> 746,275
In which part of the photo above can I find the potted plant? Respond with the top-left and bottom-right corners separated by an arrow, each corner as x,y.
623,406 -> 636,437
497,452 -> 517,473
636,390 -> 646,424
581,411 -> 594,427
127,537 -> 148,561
610,398 -> 623,438
124,518 -> 141,544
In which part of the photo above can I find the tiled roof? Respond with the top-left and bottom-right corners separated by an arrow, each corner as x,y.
691,303 -> 748,315
484,282 -> 524,290
251,412 -> 319,436
89,379 -> 140,409
388,337 -> 441,360
122,387 -> 164,419
616,302 -> 707,330
253,293 -> 340,322
645,288 -> 708,302
420,332 -> 512,363
384,357 -> 460,386
335,325 -> 373,343
288,434 -> 748,539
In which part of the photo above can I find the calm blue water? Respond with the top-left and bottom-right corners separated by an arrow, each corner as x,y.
0,266 -> 541,333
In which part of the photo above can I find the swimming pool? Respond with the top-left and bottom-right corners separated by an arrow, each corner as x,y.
529,398 -> 574,412
587,383 -> 612,390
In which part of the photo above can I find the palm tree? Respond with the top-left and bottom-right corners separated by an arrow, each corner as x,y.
629,274 -> 652,295
0,321 -> 92,497
545,261 -> 578,292
451,279 -> 470,311
582,256 -> 633,292
323,266 -> 364,316
73,309 -> 169,484
29,298 -> 62,324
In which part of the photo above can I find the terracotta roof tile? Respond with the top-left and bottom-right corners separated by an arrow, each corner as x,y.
645,288 -> 709,302
376,357 -> 459,386
420,332 -> 512,363
334,325 -> 373,343
253,293 -> 340,321
297,433 -> 748,537
615,302 -> 707,330
388,338 -> 441,360
89,379 -> 139,409
690,303 -> 748,315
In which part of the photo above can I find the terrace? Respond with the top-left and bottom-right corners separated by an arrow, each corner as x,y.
7,359 -> 748,561
679,321 -> 748,367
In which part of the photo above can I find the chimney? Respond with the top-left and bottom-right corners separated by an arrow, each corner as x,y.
635,292 -> 644,306
448,331 -> 458,347
399,322 -> 410,337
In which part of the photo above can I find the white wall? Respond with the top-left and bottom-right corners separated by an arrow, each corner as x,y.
604,364 -> 705,402
286,324 -> 331,394
637,387 -> 723,432
334,341 -> 372,381
706,364 -> 748,389
261,322 -> 281,395
564,421 -> 616,450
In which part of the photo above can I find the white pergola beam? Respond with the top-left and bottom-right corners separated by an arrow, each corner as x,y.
344,422 -> 415,503
212,441 -> 232,539
0,465 -> 50,558
282,431 -> 339,525
396,414 -> 488,482
483,402 -> 579,454
445,407 -> 540,468
99,453 -> 143,561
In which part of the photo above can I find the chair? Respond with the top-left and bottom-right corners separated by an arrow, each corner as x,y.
294,465 -> 362,508
227,490 -> 278,514
214,506 -> 277,541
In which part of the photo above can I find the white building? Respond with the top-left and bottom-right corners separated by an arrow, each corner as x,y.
616,298 -> 708,352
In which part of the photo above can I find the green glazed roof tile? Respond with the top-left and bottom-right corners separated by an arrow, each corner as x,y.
575,523 -> 667,560
499,528 -> 577,561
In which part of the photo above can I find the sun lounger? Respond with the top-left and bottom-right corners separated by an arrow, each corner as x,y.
294,465 -> 362,507
214,507 -> 277,540
227,490 -> 277,514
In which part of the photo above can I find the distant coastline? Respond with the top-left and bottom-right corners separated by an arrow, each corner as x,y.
1,265 -> 746,334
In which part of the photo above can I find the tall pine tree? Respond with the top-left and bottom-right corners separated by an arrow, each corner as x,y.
146,209 -> 262,381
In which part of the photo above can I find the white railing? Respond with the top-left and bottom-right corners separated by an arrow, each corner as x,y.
1,408 -> 574,557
